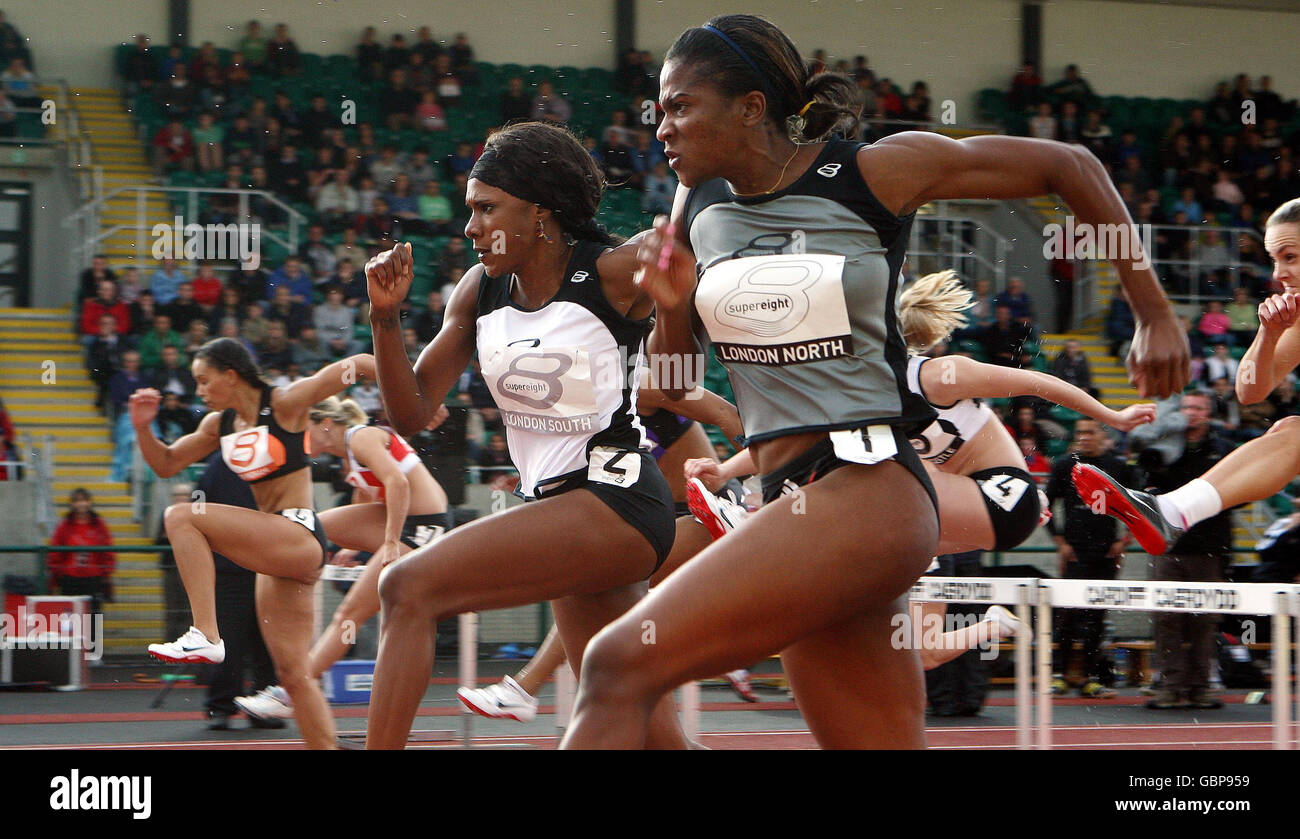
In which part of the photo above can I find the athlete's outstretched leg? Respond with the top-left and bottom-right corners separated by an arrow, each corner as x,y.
515,622 -> 566,696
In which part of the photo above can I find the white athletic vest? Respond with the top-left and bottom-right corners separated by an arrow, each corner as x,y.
905,355 -> 996,465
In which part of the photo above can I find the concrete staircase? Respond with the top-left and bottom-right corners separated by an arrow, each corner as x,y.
0,307 -> 161,657
71,87 -> 169,265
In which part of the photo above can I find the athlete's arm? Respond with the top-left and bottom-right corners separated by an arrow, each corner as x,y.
920,355 -> 1157,431
275,354 -> 377,417
636,185 -> 703,400
637,385 -> 743,444
860,132 -> 1188,399
686,447 -> 756,486
347,426 -> 409,549
1238,293 -> 1300,404
596,230 -> 656,320
129,391 -> 221,478
368,243 -> 479,437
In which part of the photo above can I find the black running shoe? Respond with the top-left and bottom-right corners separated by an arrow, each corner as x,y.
1071,463 -> 1186,555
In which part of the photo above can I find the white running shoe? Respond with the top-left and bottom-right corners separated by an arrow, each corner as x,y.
686,478 -> 749,541
235,686 -> 293,721
148,626 -> 225,664
457,675 -> 539,723
984,605 -> 1024,640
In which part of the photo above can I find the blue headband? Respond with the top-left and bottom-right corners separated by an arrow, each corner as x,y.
702,24 -> 779,107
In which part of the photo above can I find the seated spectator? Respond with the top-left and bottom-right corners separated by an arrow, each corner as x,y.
643,160 -> 675,214
155,391 -> 198,442
237,20 -> 267,71
80,279 -> 131,345
265,23 -> 301,77
78,254 -> 118,303
106,349 -> 148,422
413,290 -> 445,344
1019,436 -> 1051,478
433,54 -> 463,107
163,282 -> 206,333
1207,376 -> 1240,432
313,285 -> 359,358
182,320 -> 210,358
1203,343 -> 1239,385
403,327 -> 425,364
532,80 -> 572,124
227,264 -> 266,305
356,196 -> 401,245
449,33 -> 478,84
418,180 -> 454,234
1198,300 -> 1231,346
48,489 -> 116,620
137,314 -> 185,371
265,256 -> 313,304
601,135 -> 638,188
263,283 -> 311,339
317,170 -> 360,231
334,258 -> 367,308
150,258 -> 186,306
86,314 -> 128,410
291,325 -> 326,373
268,141 -> 307,203
255,320 -> 295,370
297,223 -> 338,280
355,26 -> 383,81
240,300 -> 270,347
189,262 -> 223,310
191,111 -> 225,173
1052,339 -> 1092,390
152,118 -> 195,172
384,173 -> 422,222
115,266 -> 143,305
1046,63 -> 1097,111
217,316 -> 258,360
350,380 -> 383,417
993,276 -> 1035,325
1004,403 -> 1066,451
334,228 -> 369,270
981,304 -> 1032,367
1008,61 -> 1041,112
128,291 -> 159,339
1105,286 -> 1136,358
123,33 -> 156,96
443,141 -> 477,181
477,433 -> 515,485
501,76 -> 531,124
381,67 -> 419,130
149,344 -> 196,404
415,90 -> 447,132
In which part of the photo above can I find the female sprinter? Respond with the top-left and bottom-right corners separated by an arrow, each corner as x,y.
132,340 -> 376,749
1076,198 -> 1300,553
689,270 -> 1157,670
457,384 -> 753,721
561,14 -> 1187,749
362,121 -> 696,750
234,395 -> 450,723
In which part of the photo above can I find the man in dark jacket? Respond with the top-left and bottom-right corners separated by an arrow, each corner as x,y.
1142,391 -> 1235,710
1045,418 -> 1135,697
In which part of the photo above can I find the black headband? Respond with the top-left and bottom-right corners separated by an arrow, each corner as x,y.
467,146 -> 552,210
702,24 -> 780,112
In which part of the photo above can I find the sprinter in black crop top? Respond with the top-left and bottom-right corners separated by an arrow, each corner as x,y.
128,337 -> 378,750
561,15 -> 1187,751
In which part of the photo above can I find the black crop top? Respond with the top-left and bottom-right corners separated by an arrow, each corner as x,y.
217,385 -> 310,483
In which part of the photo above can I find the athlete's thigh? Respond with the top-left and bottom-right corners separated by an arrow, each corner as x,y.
254,572 -> 317,672
648,516 -> 713,587
780,597 -> 927,749
929,471 -> 995,552
184,504 -> 322,581
318,503 -> 388,552
551,583 -> 648,675
595,460 -> 938,684
380,488 -> 658,618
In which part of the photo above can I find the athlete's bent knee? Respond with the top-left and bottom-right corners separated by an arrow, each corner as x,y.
162,502 -> 193,534
579,620 -> 657,703
377,559 -> 434,621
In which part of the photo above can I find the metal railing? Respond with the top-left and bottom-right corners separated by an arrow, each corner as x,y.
1145,224 -> 1270,307
907,213 -> 1010,288
0,79 -> 97,203
64,185 -> 308,281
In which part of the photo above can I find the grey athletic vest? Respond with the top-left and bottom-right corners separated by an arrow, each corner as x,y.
684,140 -> 935,444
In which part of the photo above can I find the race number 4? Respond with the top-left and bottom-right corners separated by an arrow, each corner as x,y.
588,447 -> 642,487
979,473 -> 1029,512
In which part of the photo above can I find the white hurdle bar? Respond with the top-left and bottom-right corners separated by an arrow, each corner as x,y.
911,577 -> 1041,749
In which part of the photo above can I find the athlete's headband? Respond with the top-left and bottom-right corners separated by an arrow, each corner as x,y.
701,24 -> 781,111
468,146 -> 552,210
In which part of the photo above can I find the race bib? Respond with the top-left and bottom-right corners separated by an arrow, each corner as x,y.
407,524 -> 445,548
978,473 -> 1030,513
480,343 -> 600,435
220,427 -> 287,481
828,425 -> 898,465
695,253 -> 852,366
587,447 -> 642,488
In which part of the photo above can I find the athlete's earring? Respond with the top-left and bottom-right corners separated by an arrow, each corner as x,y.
535,219 -> 552,244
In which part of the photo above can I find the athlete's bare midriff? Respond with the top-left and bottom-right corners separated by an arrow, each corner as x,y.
248,467 -> 314,513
